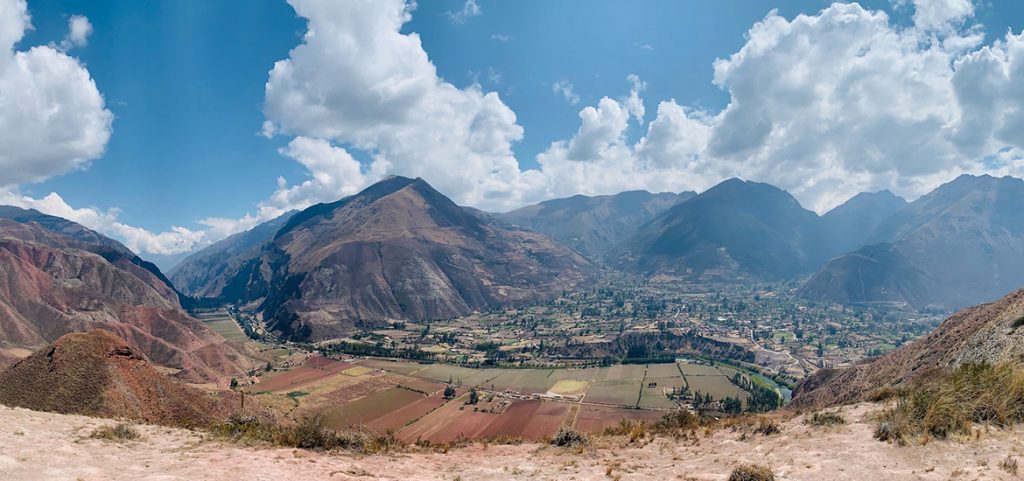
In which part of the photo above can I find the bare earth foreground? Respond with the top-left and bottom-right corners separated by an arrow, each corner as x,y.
2,403 -> 1022,481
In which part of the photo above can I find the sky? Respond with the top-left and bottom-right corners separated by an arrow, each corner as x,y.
2,0 -> 1024,269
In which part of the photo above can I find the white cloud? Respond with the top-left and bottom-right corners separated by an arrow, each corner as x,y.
263,0 -> 532,210
904,0 -> 974,31
59,14 -> 92,50
0,0 -> 112,187
552,80 -> 580,105
634,42 -> 654,51
491,34 -> 513,42
260,136 -> 373,218
446,0 -> 481,24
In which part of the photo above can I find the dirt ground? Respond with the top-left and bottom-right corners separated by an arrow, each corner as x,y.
1,402 -> 1022,481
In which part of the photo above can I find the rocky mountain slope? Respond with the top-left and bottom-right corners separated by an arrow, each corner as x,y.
793,288 -> 1024,408
202,176 -> 594,341
169,211 -> 295,298
0,207 -> 251,382
499,190 -> 694,258
610,178 -> 832,280
801,175 -> 1024,309
0,330 -> 252,425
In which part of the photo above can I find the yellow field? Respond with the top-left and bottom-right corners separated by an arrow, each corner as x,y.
548,379 -> 589,395
342,366 -> 373,377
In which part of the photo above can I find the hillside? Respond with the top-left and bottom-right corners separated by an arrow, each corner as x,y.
3,401 -> 1022,480
0,331 -> 252,425
169,210 -> 295,298
611,178 -> 831,280
801,175 -> 1024,309
792,288 -> 1024,408
0,207 -> 252,382
206,176 -> 594,341
499,190 -> 694,258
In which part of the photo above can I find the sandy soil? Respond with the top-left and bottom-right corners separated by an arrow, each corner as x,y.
1,403 -> 1022,481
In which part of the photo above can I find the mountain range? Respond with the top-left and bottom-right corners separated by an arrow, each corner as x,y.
162,173 -> 1024,342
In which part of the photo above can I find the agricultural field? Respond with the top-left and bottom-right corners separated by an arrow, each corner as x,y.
194,309 -> 249,343
245,356 -> 758,441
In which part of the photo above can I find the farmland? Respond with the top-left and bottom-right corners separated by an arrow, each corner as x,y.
246,356 -> 760,441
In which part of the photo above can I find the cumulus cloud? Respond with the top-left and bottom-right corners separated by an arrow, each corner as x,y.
59,14 -> 92,50
0,0 -> 112,187
446,0 -> 481,24
552,80 -> 580,105
263,0 -> 534,209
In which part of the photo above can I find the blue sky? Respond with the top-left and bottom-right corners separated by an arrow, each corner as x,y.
4,0 -> 1024,267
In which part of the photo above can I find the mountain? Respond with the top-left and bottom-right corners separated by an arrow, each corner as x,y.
0,330 -> 254,425
169,211 -> 295,298
499,190 -> 695,258
821,190 -> 907,254
199,176 -> 594,341
0,206 -> 252,382
610,178 -> 831,280
801,175 -> 1024,309
792,288 -> 1024,408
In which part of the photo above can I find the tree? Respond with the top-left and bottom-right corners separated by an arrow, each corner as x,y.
229,377 -> 239,390
444,385 -> 456,399
468,388 -> 479,405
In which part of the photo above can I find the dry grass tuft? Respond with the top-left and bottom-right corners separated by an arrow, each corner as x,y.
89,422 -> 140,442
874,362 -> 1024,445
806,411 -> 846,427
728,463 -> 775,481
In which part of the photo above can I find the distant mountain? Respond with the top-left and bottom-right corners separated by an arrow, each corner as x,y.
610,178 -> 831,280
0,330 -> 253,425
199,176 -> 594,341
169,210 -> 295,298
499,190 -> 694,258
801,175 -> 1024,309
0,206 -> 251,382
821,190 -> 907,254
793,288 -> 1024,408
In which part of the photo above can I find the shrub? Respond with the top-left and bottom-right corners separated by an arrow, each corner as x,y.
90,422 -> 140,442
211,414 -> 398,453
655,409 -> 699,431
867,386 -> 898,402
728,464 -> 775,481
752,418 -> 780,436
806,411 -> 846,427
550,426 -> 589,447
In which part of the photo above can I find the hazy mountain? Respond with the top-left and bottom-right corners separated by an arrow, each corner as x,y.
169,210 -> 296,298
821,190 -> 907,254
209,176 -> 594,341
793,288 -> 1024,408
499,190 -> 695,258
801,175 -> 1024,309
610,178 -> 831,280
0,206 -> 251,381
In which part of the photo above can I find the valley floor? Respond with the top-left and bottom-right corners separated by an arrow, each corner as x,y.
1,403 -> 1022,481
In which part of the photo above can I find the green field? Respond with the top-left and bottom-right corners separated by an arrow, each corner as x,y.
321,387 -> 424,429
195,311 -> 249,343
